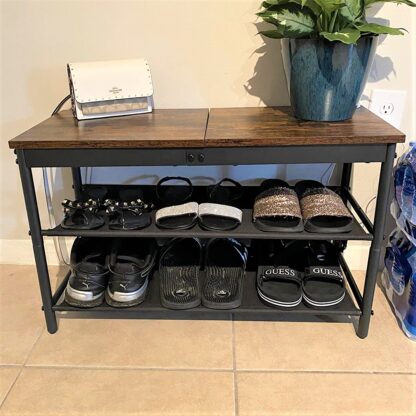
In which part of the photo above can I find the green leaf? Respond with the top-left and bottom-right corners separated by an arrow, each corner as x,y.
320,27 -> 361,43
259,29 -> 286,38
339,0 -> 364,22
258,4 -> 316,37
314,0 -> 346,13
300,0 -> 323,15
356,23 -> 405,35
365,0 -> 415,6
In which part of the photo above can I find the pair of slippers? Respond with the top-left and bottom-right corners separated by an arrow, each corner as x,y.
155,177 -> 244,231
159,238 -> 248,309
61,187 -> 153,231
253,180 -> 353,233
256,241 -> 346,309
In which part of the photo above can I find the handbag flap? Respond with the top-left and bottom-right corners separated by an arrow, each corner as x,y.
68,59 -> 153,104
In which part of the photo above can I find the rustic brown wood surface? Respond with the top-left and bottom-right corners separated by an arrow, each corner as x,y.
9,106 -> 405,150
205,107 -> 405,146
8,109 -> 209,149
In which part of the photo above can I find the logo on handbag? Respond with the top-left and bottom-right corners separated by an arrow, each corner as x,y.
109,86 -> 122,94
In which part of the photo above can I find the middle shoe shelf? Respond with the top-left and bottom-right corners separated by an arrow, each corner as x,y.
43,208 -> 371,241
42,182 -> 373,241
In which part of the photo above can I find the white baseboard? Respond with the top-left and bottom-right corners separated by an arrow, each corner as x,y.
0,238 -> 69,266
0,238 -> 370,270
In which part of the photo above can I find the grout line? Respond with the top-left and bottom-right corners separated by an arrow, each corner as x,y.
18,364 -> 416,376
231,318 -> 239,416
0,366 -> 23,409
23,326 -> 46,367
22,364 -> 235,373
235,369 -> 416,376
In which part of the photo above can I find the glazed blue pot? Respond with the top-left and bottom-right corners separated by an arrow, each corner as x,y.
281,37 -> 377,121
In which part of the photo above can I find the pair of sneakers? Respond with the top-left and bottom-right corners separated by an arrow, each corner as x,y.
65,237 -> 157,308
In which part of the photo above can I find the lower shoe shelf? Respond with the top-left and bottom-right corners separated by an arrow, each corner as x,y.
52,272 -> 362,320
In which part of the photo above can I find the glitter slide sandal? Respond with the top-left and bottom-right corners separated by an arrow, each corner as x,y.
198,203 -> 243,231
295,180 -> 353,233
303,241 -> 346,308
159,238 -> 202,310
202,239 -> 247,309
253,180 -> 304,232
256,241 -> 304,308
155,202 -> 199,230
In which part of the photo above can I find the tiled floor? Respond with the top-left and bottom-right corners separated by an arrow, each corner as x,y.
0,264 -> 415,416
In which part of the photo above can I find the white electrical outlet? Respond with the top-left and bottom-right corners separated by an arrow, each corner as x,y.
369,89 -> 407,129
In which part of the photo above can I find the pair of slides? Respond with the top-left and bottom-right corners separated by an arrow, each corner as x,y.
155,177 -> 243,231
253,180 -> 353,233
257,241 -> 346,309
159,238 -> 248,309
61,187 -> 153,231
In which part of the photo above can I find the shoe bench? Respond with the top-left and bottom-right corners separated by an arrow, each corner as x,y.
9,107 -> 405,338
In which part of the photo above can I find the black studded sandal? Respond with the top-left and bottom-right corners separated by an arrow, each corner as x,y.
61,198 -> 105,230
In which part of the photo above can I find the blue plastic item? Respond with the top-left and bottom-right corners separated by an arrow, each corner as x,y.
384,143 -> 416,340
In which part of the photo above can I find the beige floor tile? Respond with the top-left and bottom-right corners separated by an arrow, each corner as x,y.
235,272 -> 416,373
0,367 -> 21,406
27,318 -> 233,369
0,367 -> 234,416
237,372 -> 416,416
0,265 -> 61,365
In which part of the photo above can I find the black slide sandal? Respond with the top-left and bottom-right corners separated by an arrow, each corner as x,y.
207,178 -> 244,205
65,237 -> 111,308
295,180 -> 353,233
105,188 -> 153,231
155,202 -> 199,230
303,241 -> 346,308
156,176 -> 193,207
253,179 -> 303,232
199,203 -> 243,231
159,238 -> 202,309
256,240 -> 304,308
202,239 -> 248,309
106,238 -> 157,308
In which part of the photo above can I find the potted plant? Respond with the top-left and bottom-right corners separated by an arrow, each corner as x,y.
257,0 -> 415,121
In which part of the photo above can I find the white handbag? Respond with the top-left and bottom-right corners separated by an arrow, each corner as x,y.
67,58 -> 153,120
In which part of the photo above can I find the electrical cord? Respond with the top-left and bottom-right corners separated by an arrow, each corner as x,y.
42,96 -> 73,265
51,95 -> 71,116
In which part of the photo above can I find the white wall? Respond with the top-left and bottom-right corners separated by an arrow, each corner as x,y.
1,1 -> 415,267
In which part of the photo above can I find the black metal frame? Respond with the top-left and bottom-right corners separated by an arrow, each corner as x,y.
16,143 -> 396,338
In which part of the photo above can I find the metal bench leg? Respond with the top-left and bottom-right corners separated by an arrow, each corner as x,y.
71,167 -> 83,199
358,144 -> 396,338
17,150 -> 57,334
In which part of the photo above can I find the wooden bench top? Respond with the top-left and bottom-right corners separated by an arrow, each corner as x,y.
9,106 -> 405,150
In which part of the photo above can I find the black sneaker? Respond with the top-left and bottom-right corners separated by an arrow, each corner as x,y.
105,238 -> 157,308
65,237 -> 111,308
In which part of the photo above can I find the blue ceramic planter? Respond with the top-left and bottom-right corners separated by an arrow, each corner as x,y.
281,37 -> 377,121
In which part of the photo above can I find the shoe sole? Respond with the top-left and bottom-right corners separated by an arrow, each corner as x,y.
105,280 -> 149,308
65,286 -> 105,308
257,288 -> 303,308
